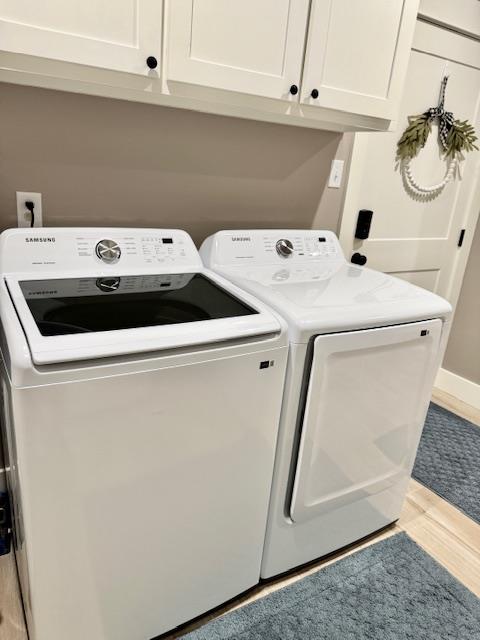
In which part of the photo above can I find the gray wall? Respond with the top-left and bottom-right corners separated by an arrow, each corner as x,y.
0,84 -> 352,245
444,216 -> 480,385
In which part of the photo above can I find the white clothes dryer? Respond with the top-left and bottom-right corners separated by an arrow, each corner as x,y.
0,228 -> 288,639
200,229 -> 452,579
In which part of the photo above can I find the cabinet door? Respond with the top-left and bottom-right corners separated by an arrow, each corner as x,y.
166,0 -> 310,100
301,0 -> 418,120
0,1 -> 162,75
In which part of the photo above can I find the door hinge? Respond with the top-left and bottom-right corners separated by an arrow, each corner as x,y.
458,229 -> 466,247
0,492 -> 12,556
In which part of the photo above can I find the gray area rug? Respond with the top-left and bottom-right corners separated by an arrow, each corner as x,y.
181,533 -> 480,639
413,402 -> 480,523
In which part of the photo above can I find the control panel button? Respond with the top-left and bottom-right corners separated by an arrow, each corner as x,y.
276,239 -> 294,258
95,239 -> 121,264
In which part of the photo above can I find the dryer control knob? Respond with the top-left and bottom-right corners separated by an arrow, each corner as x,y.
276,239 -> 294,258
95,239 -> 121,264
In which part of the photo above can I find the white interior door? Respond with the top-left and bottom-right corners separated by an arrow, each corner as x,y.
339,20 -> 480,306
0,0 -> 163,75
300,0 -> 418,120
290,320 -> 442,524
166,0 -> 310,99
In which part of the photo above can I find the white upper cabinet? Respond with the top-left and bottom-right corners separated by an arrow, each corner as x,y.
0,0 -> 162,75
300,0 -> 419,120
166,0 -> 310,100
0,0 -> 419,130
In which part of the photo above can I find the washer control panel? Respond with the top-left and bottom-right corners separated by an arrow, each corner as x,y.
207,230 -> 344,267
76,233 -> 190,265
0,228 -> 202,273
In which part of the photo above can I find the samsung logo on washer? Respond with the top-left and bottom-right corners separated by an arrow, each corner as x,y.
231,236 -> 251,242
25,237 -> 56,243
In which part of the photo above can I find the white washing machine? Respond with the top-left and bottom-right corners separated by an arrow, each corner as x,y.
200,229 -> 452,579
0,227 -> 288,640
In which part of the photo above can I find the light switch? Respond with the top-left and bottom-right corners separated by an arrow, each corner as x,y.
328,159 -> 344,188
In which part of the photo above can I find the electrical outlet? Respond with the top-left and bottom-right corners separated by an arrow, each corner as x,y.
328,159 -> 344,189
16,192 -> 43,227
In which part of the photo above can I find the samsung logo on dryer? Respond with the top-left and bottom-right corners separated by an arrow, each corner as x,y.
231,236 -> 251,242
25,237 -> 56,243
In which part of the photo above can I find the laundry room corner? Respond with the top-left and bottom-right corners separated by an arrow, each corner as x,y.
438,216 -> 480,412
1,1 -> 480,639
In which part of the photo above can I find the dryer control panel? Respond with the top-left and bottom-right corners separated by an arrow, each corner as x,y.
202,230 -> 345,267
0,228 -> 203,274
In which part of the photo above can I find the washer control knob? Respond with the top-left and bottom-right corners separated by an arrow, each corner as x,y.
276,239 -> 294,258
95,239 -> 121,264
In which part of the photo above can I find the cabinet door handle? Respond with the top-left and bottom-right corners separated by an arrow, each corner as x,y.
289,84 -> 299,95
311,89 -> 319,99
146,56 -> 158,69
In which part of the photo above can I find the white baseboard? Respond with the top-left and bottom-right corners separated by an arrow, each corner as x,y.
435,367 -> 480,411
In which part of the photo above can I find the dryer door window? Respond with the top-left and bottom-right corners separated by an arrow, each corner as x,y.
289,319 -> 442,524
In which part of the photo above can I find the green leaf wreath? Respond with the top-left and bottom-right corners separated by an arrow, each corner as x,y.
396,76 -> 478,163
397,114 -> 478,161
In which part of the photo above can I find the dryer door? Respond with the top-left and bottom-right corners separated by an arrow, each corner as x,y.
290,319 -> 442,524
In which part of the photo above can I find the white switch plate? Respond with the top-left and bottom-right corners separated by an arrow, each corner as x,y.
16,192 -> 43,227
328,159 -> 344,188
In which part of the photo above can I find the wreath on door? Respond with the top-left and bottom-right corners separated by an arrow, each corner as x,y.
396,76 -> 478,198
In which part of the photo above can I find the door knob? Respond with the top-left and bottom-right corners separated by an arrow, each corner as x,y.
311,89 -> 319,99
289,84 -> 299,95
351,252 -> 367,266
146,56 -> 158,69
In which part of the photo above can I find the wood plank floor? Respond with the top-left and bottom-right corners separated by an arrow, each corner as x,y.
1,389 -> 479,640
